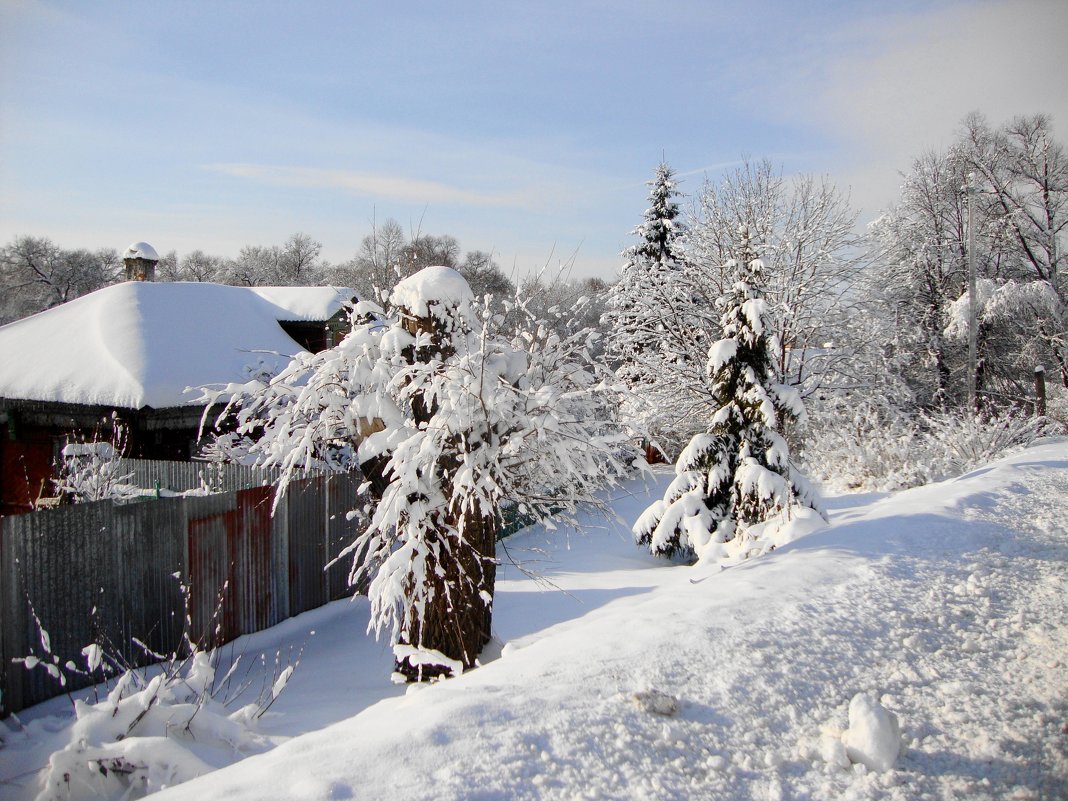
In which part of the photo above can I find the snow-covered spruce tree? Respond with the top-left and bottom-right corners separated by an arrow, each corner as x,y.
206,267 -> 634,681
634,230 -> 817,561
604,162 -> 712,457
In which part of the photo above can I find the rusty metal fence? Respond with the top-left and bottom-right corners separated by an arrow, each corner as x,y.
0,473 -> 363,716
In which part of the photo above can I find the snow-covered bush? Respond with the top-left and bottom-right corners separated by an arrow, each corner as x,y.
802,400 -> 1057,492
634,231 -> 818,562
801,399 -> 929,493
20,597 -> 298,801
207,267 -> 637,680
922,408 -> 1058,479
52,415 -> 138,503
35,653 -> 277,801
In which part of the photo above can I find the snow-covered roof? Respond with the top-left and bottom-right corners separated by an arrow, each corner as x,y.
0,282 -> 356,410
123,241 -> 159,261
248,286 -> 357,322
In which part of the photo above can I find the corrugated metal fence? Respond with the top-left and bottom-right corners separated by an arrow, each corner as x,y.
116,458 -> 282,494
0,472 -> 363,716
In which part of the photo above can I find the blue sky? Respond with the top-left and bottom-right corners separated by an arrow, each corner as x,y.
2,0 -> 1066,280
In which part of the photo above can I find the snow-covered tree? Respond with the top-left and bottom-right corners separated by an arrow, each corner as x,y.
869,114 -> 1067,409
603,163 -> 712,456
605,163 -> 690,367
960,113 -> 1068,388
867,149 -> 972,406
519,272 -> 612,353
207,267 -> 635,680
686,160 -> 864,400
634,230 -> 816,561
606,161 -> 863,459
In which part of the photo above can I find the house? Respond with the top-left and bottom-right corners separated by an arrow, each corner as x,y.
0,275 -> 356,516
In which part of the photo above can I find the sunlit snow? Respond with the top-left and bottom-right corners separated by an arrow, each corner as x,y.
2,439 -> 1065,800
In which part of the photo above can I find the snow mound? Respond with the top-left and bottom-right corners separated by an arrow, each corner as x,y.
841,693 -> 901,772
123,241 -> 159,261
390,266 -> 474,317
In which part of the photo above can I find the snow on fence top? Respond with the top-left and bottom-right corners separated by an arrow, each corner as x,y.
0,282 -> 355,410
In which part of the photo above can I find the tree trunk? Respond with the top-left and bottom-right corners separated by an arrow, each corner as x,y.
392,306 -> 498,681
395,505 -> 496,681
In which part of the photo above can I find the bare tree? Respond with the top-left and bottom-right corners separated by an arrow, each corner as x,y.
458,250 -> 515,306
180,250 -> 225,283
327,218 -> 408,296
0,236 -> 119,323
218,234 -> 324,287
222,245 -> 279,287
402,233 -> 461,273
687,159 -> 865,397
156,250 -> 180,282
869,149 -> 971,405
279,232 -> 324,285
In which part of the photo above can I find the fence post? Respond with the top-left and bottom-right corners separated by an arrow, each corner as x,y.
1035,365 -> 1047,417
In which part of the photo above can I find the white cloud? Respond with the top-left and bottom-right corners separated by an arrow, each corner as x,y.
203,163 -> 539,210
757,0 -> 1068,220
820,0 -> 1068,159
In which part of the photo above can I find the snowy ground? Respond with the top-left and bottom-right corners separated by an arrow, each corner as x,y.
2,440 -> 1066,800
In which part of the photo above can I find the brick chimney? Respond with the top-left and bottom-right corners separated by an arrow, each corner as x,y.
123,241 -> 159,282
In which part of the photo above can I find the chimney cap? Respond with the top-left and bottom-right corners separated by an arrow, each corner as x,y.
123,241 -> 159,262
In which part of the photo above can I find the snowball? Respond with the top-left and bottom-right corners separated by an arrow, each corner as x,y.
841,693 -> 901,772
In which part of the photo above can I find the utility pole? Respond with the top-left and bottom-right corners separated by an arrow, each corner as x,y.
965,172 -> 978,412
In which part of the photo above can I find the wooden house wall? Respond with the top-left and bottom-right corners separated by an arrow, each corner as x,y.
0,409 -> 210,517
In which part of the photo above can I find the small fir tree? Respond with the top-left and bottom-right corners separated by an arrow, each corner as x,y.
634,228 -> 816,560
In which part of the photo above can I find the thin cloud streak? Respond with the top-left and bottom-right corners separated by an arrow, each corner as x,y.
204,163 -> 537,210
